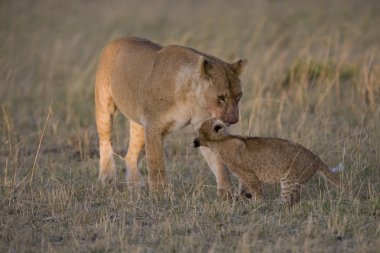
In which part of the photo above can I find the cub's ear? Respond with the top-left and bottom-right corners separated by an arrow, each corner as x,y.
231,59 -> 247,75
214,124 -> 224,133
198,56 -> 213,77
212,121 -> 226,134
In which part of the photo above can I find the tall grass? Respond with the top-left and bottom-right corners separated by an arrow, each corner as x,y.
0,0 -> 379,252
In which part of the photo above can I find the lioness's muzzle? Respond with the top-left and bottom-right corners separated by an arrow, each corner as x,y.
227,116 -> 239,124
225,107 -> 239,124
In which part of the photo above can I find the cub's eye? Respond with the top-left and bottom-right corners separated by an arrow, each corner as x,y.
217,95 -> 226,102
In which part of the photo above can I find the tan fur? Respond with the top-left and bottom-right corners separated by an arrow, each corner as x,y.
95,37 -> 246,193
194,119 -> 343,205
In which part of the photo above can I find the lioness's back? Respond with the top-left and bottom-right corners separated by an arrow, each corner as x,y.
97,37 -> 163,121
99,37 -> 162,80
106,37 -> 162,55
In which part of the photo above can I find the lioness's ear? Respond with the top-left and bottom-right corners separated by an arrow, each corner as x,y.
198,56 -> 213,77
231,59 -> 247,75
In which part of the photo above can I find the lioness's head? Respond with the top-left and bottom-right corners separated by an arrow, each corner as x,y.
196,56 -> 247,125
193,118 -> 228,148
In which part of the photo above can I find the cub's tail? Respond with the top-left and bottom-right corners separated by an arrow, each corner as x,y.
330,162 -> 345,173
317,162 -> 345,188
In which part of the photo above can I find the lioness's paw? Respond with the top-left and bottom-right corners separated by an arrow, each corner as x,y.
126,171 -> 145,189
125,169 -> 141,183
98,169 -> 117,185
217,188 -> 233,201
148,179 -> 169,193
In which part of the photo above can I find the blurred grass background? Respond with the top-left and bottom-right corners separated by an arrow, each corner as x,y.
0,0 -> 379,252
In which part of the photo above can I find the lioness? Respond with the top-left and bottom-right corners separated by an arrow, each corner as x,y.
95,37 -> 247,195
193,119 -> 343,205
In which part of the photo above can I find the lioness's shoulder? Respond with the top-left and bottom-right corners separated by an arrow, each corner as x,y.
157,45 -> 202,58
157,45 -> 227,67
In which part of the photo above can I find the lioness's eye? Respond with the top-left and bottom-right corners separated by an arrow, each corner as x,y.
236,93 -> 242,101
217,95 -> 226,102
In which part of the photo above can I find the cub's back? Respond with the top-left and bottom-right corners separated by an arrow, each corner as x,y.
245,137 -> 325,183
245,137 -> 304,162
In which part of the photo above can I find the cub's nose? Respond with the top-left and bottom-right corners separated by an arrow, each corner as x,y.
193,138 -> 200,148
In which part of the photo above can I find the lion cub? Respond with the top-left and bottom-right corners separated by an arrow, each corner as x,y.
193,118 -> 343,205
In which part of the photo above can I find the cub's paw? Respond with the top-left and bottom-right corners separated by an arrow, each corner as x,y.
279,198 -> 296,207
239,188 -> 253,199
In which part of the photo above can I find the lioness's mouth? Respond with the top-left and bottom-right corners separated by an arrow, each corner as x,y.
215,117 -> 230,126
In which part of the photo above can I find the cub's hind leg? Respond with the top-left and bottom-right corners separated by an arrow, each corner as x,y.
125,121 -> 145,187
95,73 -> 117,184
280,179 -> 301,206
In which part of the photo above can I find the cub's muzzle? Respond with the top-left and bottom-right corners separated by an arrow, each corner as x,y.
193,138 -> 200,148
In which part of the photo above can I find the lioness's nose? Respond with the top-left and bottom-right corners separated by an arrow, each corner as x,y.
226,115 -> 239,124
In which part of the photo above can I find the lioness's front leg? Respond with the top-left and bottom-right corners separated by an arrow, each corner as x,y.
200,147 -> 232,199
144,128 -> 167,191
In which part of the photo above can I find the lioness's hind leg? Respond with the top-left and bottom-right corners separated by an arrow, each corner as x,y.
95,79 -> 117,184
125,121 -> 145,187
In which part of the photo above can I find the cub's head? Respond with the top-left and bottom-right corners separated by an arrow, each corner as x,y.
196,56 -> 247,125
193,118 -> 228,148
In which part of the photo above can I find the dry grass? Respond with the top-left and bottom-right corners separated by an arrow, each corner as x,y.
0,0 -> 379,252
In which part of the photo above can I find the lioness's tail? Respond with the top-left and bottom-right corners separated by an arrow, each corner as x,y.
317,163 -> 344,189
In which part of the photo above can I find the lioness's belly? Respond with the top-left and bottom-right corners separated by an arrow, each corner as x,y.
111,82 -> 144,125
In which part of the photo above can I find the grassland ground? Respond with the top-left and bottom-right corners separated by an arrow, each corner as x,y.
0,0 -> 379,252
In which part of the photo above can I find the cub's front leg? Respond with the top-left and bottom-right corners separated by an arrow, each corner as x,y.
144,127 -> 168,192
238,180 -> 253,199
242,173 -> 263,201
199,147 -> 233,199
